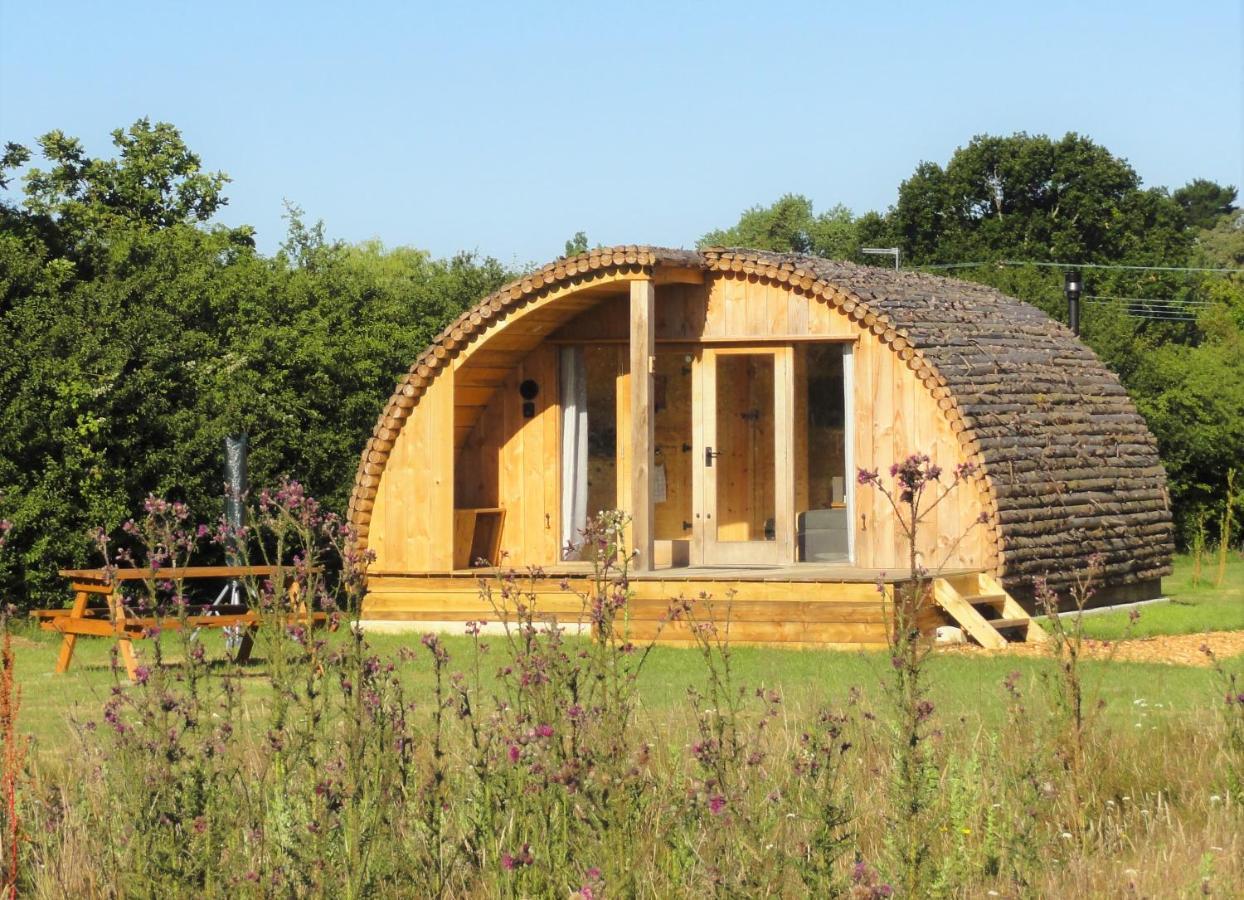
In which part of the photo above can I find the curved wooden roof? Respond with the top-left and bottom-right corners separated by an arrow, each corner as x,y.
348,246 -> 1172,590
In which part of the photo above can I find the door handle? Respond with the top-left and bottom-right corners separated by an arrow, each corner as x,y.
705,447 -> 720,467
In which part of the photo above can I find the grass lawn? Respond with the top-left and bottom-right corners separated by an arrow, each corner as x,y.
1078,552 -> 1244,639
10,617 -> 1241,769
9,552 -> 1241,763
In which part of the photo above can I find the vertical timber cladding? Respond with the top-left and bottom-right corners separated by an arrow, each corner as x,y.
500,272 -> 992,572
366,269 -> 993,575
368,370 -> 456,572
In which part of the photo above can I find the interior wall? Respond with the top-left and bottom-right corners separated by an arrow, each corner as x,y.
454,344 -> 561,567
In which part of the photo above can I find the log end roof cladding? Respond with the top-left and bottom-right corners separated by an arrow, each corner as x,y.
348,245 -> 1173,591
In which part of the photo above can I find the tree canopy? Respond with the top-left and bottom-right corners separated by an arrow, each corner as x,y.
699,194 -> 863,260
0,123 -> 511,605
1174,178 -> 1238,231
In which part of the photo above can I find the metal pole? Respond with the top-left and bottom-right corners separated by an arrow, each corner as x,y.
1064,270 -> 1083,336
223,434 -> 248,606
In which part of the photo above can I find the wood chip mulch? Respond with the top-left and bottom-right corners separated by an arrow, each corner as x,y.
938,630 -> 1244,667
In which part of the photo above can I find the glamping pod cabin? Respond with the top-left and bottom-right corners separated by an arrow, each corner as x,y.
347,247 -> 1173,648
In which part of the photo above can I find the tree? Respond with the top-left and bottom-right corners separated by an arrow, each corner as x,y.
1173,179 -> 1238,230
563,231 -> 589,257
1129,303 -> 1244,540
19,119 -> 235,252
1193,210 -> 1244,268
699,194 -> 861,260
888,132 -> 1191,266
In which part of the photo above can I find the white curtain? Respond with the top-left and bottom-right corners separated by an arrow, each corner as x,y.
560,346 -> 589,559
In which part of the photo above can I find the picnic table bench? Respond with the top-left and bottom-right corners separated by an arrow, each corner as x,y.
35,565 -> 328,679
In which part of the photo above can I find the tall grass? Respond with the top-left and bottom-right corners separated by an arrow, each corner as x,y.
1,485 -> 1242,896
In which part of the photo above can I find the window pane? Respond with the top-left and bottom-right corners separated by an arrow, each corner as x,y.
797,345 -> 848,561
561,345 -> 619,559
653,352 -> 693,542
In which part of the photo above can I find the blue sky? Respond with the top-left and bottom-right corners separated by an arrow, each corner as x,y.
2,1 -> 1240,267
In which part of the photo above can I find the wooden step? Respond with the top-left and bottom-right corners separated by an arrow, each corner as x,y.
977,573 -> 1050,645
991,617 -> 1031,630
932,579 -> 1007,649
964,593 -> 1007,608
932,575 -> 1050,647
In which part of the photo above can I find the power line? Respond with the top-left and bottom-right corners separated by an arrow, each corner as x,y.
1085,295 -> 1212,307
910,258 -> 1239,272
1082,298 -> 1203,321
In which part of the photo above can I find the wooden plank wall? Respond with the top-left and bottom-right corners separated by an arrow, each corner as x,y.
367,272 -> 992,578
364,573 -> 893,648
368,370 -> 455,571
849,327 -> 991,571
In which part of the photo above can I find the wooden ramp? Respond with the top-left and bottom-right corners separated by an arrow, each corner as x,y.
931,572 -> 1049,649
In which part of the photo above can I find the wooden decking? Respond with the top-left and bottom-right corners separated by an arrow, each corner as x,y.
369,563 -> 983,582
361,564 -> 1039,649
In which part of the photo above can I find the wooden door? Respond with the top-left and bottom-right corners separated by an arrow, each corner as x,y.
695,347 -> 794,565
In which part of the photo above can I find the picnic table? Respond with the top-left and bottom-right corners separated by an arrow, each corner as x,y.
35,566 -> 327,679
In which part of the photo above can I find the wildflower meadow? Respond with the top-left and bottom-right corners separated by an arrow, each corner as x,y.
0,463 -> 1238,897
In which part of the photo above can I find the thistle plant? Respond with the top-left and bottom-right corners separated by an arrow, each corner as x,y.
1033,556 -> 1106,775
674,588 -> 855,895
456,510 -> 667,896
95,495 -> 203,685
856,454 -> 984,895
